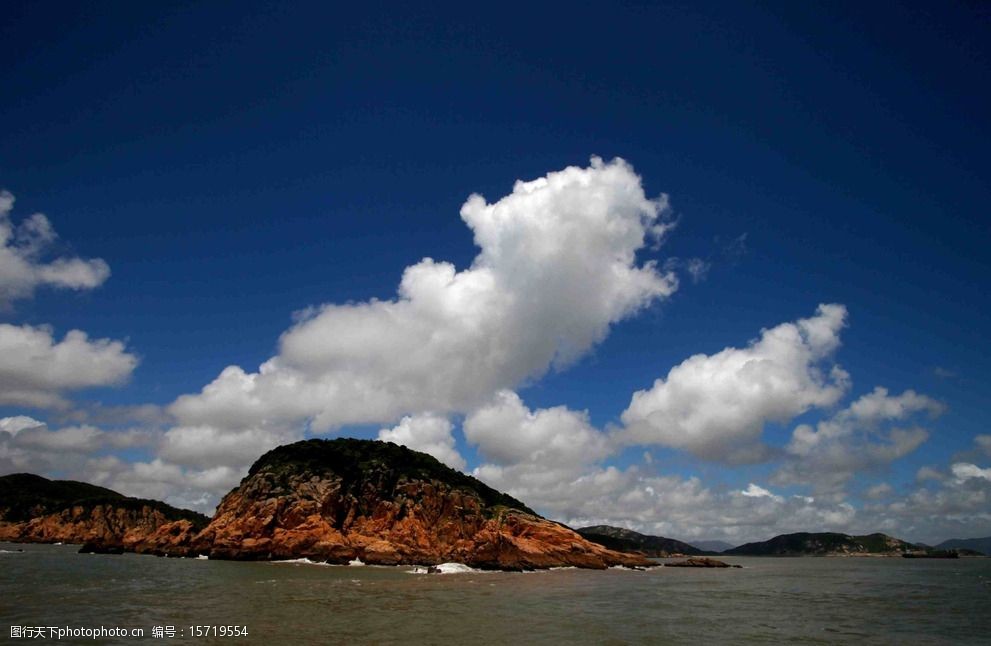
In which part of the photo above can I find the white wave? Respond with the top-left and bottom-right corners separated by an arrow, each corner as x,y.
408,562 -> 481,574
272,558 -> 334,567
196,555 -> 209,560
436,562 -> 479,573
0,549 -> 23,554
348,558 -> 365,566
609,565 -> 648,571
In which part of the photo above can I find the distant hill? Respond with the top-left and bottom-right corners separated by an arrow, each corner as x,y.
935,536 -> 990,555
576,525 -> 709,556
0,472 -> 208,524
692,540 -> 734,553
724,532 -> 918,556
0,472 -> 209,553
0,473 -> 125,521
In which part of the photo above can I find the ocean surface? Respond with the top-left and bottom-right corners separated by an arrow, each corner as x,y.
2,543 -> 989,645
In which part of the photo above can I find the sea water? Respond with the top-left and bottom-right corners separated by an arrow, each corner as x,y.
2,543 -> 989,644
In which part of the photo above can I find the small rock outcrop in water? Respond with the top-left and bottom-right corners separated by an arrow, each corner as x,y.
187,439 -> 651,570
664,557 -> 741,568
0,473 -> 209,554
902,550 -> 959,559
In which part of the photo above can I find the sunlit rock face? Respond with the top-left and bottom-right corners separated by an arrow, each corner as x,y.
190,438 -> 651,570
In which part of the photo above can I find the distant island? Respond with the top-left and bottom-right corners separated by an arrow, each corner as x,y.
1,439 -> 649,570
573,527 -> 978,558
934,536 -> 991,555
724,532 -> 949,557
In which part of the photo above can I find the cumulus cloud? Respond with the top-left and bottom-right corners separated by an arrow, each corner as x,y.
378,413 -> 465,470
916,466 -> 945,482
158,424 -> 299,471
465,390 -> 610,469
774,387 -> 944,495
872,468 -> 991,543
951,462 -> 991,483
0,421 -> 155,480
456,390 -> 621,520
161,158 -> 675,487
473,459 -> 864,544
0,323 -> 138,408
0,190 -> 110,307
618,304 -> 850,462
85,456 -> 240,513
741,483 -> 782,501
975,435 -> 991,458
0,415 -> 45,435
12,425 -> 104,452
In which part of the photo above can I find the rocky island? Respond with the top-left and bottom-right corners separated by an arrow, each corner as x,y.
190,439 -> 650,569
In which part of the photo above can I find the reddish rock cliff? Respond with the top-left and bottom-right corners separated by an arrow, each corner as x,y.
189,438 -> 651,570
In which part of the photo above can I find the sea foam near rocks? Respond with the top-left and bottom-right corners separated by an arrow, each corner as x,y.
407,562 -> 481,574
272,557 -> 335,567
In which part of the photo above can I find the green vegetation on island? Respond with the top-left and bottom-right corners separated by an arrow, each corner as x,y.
576,525 -> 712,556
247,438 -> 537,517
0,472 -> 209,526
724,532 -> 919,556
935,536 -> 990,556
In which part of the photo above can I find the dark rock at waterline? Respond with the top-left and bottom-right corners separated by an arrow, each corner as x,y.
664,557 -> 741,568
79,542 -> 125,555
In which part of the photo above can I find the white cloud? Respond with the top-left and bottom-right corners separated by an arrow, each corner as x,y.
12,425 -> 104,452
951,462 -> 991,483
0,323 -> 138,408
618,304 -> 850,462
685,257 -> 711,283
472,459 -> 864,544
0,190 -> 110,307
462,391 -> 616,517
0,415 -> 45,435
465,390 -> 610,469
741,483 -> 782,501
378,413 -> 465,470
158,424 -> 298,471
916,466 -> 945,482
0,422 -> 155,480
844,387 -> 945,423
975,435 -> 991,457
775,387 -> 943,495
874,469 -> 991,543
864,482 -> 893,500
85,456 -> 239,512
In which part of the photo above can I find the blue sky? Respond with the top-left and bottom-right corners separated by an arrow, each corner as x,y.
1,1 -> 988,544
